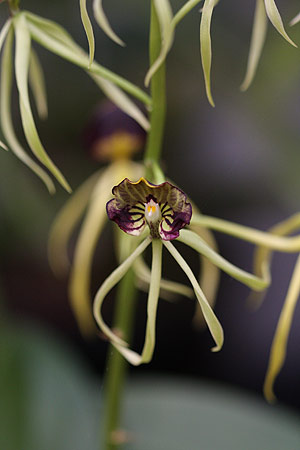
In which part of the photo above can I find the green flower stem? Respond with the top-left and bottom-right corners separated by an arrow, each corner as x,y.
102,268 -> 138,450
144,1 -> 167,180
102,4 -> 166,446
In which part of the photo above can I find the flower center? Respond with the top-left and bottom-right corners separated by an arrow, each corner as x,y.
144,198 -> 161,225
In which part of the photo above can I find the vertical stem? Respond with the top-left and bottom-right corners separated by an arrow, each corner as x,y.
102,2 -> 167,448
144,1 -> 167,180
102,269 -> 137,450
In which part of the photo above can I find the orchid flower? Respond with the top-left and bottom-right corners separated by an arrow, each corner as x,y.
0,4 -> 150,193
93,178 -> 269,366
241,0 -> 297,91
48,102 -> 207,338
48,103 -> 147,336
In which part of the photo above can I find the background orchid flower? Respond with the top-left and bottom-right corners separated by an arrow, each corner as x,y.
93,177 -> 272,366
48,103 -> 145,336
0,4 -> 150,193
241,0 -> 297,91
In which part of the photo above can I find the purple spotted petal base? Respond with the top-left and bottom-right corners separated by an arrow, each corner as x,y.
106,178 -> 192,240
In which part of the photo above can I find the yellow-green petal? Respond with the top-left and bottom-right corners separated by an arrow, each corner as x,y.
133,255 -> 194,301
29,49 -> 48,119
145,0 -> 173,87
93,237 -> 151,348
91,73 -> 150,131
0,18 -> 12,52
48,170 -> 101,277
164,239 -> 224,352
113,238 -> 162,365
25,12 -> 151,106
200,0 -> 218,107
178,229 -> 268,291
250,213 -> 300,309
241,0 -> 268,91
191,214 -> 300,252
264,0 -> 297,47
264,254 -> 300,402
69,161 -> 143,337
93,0 -> 125,46
144,0 -> 202,87
79,0 -> 95,67
13,13 -> 71,192
189,222 -> 220,328
172,0 -> 203,28
0,27 -> 55,193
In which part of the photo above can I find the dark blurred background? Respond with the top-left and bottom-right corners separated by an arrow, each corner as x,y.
1,0 -> 300,444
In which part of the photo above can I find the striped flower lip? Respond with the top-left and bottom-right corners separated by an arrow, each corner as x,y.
106,178 -> 192,240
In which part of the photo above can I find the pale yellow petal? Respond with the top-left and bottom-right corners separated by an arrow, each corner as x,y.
48,171 -> 101,277
79,0 -> 95,67
0,27 -> 55,193
164,240 -> 224,352
93,0 -> 125,46
70,161 -> 143,337
241,0 -> 268,91
178,229 -> 268,291
191,214 -> 300,252
93,237 -> 151,349
251,213 -> 300,309
133,255 -> 194,301
29,49 -> 48,119
189,222 -> 220,328
200,0 -> 219,107
264,254 -> 300,402
264,0 -> 297,47
14,13 -> 71,192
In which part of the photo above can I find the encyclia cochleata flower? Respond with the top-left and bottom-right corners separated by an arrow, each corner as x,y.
93,177 -> 269,366
48,103 -> 203,337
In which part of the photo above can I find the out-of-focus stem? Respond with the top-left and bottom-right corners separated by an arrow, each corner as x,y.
102,269 -> 137,450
